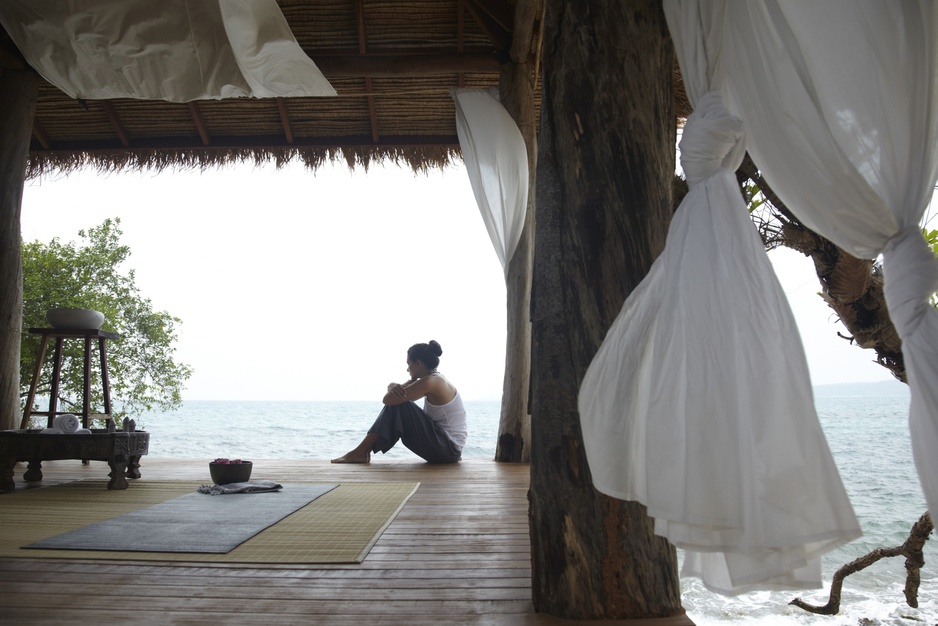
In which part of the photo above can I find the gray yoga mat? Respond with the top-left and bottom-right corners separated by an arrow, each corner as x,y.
25,483 -> 338,553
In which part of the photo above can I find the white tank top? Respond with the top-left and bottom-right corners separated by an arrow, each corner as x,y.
424,390 -> 467,450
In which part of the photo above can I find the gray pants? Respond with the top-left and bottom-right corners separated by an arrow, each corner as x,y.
368,401 -> 462,464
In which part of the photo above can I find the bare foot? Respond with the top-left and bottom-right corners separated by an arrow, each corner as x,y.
330,451 -> 371,464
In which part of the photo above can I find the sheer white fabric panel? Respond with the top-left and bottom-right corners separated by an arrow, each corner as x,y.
722,0 -> 938,518
579,89 -> 860,595
452,88 -> 529,272
0,0 -> 335,101
580,0 -> 861,594
217,0 -> 336,98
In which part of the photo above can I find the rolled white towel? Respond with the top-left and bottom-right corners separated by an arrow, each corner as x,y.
40,427 -> 92,434
53,413 -> 81,433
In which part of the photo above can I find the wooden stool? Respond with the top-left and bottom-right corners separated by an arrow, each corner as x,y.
20,328 -> 120,430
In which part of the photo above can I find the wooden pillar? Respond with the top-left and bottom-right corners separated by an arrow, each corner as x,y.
0,69 -> 38,431
529,1 -> 688,620
494,0 -> 542,463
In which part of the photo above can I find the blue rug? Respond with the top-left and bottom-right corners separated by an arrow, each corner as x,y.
25,483 -> 338,553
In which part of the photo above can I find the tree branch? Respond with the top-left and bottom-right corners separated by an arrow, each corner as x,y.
735,155 -> 907,382
790,512 -> 933,614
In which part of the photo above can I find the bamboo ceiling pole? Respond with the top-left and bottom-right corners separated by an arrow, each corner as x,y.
494,0 -> 544,463
0,69 -> 38,431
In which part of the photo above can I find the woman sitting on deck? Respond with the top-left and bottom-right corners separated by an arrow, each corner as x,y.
331,340 -> 466,464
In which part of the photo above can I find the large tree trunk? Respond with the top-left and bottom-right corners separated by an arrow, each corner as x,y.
529,1 -> 686,620
495,0 -> 542,463
0,69 -> 38,432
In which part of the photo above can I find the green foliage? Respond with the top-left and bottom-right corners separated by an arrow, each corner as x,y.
926,227 -> 938,309
21,218 -> 192,425
741,180 -> 785,250
925,227 -> 938,256
742,181 -> 767,214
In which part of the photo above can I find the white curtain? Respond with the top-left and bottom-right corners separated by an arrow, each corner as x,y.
722,0 -> 938,526
0,0 -> 336,101
452,88 -> 529,273
579,0 -> 860,595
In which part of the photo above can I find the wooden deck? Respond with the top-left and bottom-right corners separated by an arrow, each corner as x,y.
0,458 -> 693,625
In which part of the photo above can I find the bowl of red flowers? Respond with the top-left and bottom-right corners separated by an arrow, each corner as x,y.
209,458 -> 253,485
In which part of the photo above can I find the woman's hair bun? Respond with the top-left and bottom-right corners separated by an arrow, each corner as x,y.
428,340 -> 442,356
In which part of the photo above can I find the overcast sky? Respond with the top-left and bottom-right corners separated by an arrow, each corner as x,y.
19,160 -> 899,401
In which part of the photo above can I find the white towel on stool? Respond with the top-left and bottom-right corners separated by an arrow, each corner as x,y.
41,427 -> 91,434
53,413 -> 80,433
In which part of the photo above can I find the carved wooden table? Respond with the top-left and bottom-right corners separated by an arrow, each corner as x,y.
0,429 -> 149,492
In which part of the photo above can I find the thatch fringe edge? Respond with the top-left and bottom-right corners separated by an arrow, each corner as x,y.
25,145 -> 464,180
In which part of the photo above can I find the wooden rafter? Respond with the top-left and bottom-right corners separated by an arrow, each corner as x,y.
314,51 -> 498,77
468,0 -> 514,31
355,0 -> 379,143
463,0 -> 513,51
457,0 -> 466,88
187,102 -> 210,146
364,78 -> 378,143
276,98 -> 294,144
101,101 -> 130,147
31,120 -> 50,150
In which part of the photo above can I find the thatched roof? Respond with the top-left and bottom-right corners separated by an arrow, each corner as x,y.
0,0 -> 689,178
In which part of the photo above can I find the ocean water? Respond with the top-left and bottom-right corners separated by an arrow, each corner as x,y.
682,392 -> 936,625
135,393 -> 935,625
136,399 -> 502,461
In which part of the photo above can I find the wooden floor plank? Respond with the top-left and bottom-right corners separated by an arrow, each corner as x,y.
0,459 -> 693,625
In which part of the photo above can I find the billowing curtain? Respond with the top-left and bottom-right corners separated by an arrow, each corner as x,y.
452,88 -> 529,272
579,0 -> 863,595
0,0 -> 336,101
722,0 -> 938,529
